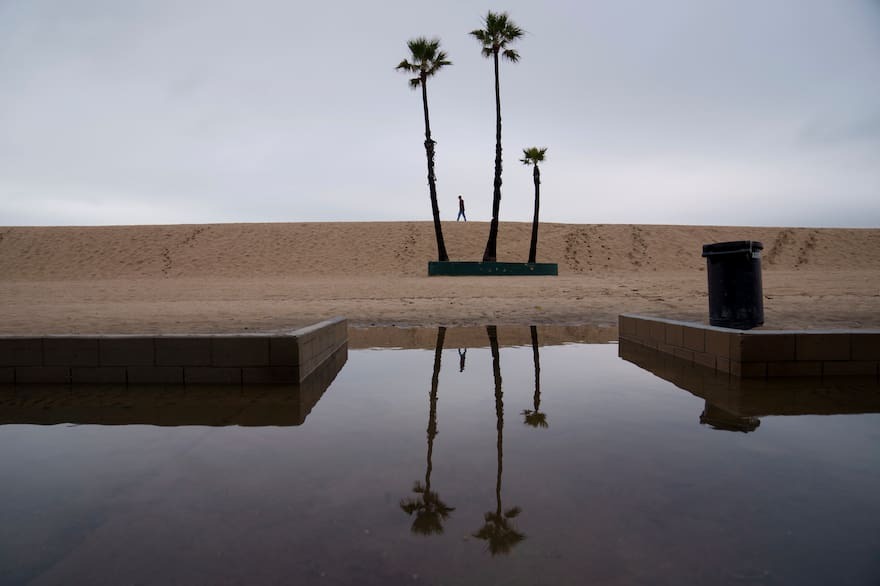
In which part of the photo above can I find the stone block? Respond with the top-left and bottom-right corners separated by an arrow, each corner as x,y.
741,334 -> 796,362
619,315 -> 637,336
155,338 -> 211,366
16,366 -> 71,384
657,342 -> 675,356
716,357 -> 731,373
739,362 -> 767,378
635,318 -> 651,342
729,336 -> 743,361
666,324 -> 683,348
648,321 -> 666,343
822,361 -> 878,376
72,367 -> 128,384
682,326 -> 705,352
270,337 -> 300,366
796,334 -> 850,361
729,361 -> 743,377
705,330 -> 734,358
673,347 -> 694,362
43,338 -> 99,366
851,334 -> 880,361
127,366 -> 184,384
693,351 -> 717,370
243,366 -> 299,384
185,367 -> 242,385
767,361 -> 822,377
0,338 -> 42,366
99,338 -> 154,366
212,337 -> 270,367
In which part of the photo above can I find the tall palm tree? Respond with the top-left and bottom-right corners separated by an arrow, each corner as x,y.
520,147 -> 547,264
470,12 -> 524,263
474,325 -> 525,555
400,327 -> 455,534
397,38 -> 451,262
522,325 -> 548,428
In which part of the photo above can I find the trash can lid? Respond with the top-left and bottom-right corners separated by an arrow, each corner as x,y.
701,240 -> 763,257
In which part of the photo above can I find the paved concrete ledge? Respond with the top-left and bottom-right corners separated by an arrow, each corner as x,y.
0,343 -> 348,426
619,314 -> 880,378
0,317 -> 347,385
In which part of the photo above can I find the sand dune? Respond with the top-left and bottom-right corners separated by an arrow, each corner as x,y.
3,221 -> 879,280
1,221 -> 878,333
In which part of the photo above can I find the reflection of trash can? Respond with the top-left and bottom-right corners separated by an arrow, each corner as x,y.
701,241 -> 764,329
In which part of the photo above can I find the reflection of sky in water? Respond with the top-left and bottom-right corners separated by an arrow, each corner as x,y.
0,341 -> 878,585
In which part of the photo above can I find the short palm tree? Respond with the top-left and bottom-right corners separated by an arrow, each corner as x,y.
520,147 -> 547,264
397,38 -> 451,262
470,12 -> 524,262
400,327 -> 454,534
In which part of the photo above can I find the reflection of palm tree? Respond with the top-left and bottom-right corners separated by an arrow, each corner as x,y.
401,327 -> 454,535
474,325 -> 525,555
458,348 -> 467,372
522,326 -> 548,429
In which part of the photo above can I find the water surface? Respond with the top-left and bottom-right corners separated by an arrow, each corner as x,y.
0,327 -> 878,585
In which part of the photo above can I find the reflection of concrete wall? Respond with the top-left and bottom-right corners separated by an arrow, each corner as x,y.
0,318 -> 347,385
349,324 -> 617,350
0,344 -> 347,426
619,314 -> 880,378
619,339 -> 880,417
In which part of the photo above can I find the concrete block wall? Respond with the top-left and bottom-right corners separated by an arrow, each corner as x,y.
0,317 -> 347,385
0,344 -> 349,426
619,314 -> 880,378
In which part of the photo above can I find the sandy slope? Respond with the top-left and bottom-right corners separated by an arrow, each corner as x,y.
1,221 -> 878,333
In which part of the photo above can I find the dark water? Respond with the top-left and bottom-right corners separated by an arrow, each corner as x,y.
1,328 -> 878,585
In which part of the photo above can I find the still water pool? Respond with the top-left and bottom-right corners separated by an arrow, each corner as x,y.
1,327 -> 878,585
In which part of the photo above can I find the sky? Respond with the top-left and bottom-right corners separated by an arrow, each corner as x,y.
1,0 -> 879,227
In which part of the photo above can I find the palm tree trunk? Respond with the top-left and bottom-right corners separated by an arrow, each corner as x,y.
422,76 -> 449,262
482,51 -> 503,263
528,165 -> 540,263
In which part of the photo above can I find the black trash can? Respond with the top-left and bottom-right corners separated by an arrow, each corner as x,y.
701,240 -> 764,329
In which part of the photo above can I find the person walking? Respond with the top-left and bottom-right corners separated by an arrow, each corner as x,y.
457,195 -> 467,221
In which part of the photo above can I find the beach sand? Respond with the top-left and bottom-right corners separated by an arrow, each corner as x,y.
1,221 -> 878,334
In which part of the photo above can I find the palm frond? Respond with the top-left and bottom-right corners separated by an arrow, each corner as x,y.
398,37 -> 451,83
502,22 -> 525,41
471,12 -> 524,59
473,511 -> 526,555
520,147 -> 548,165
469,29 -> 489,43
401,485 -> 455,536
408,77 -> 421,89
522,409 -> 549,427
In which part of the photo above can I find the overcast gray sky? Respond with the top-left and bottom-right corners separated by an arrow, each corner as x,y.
1,0 -> 879,227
